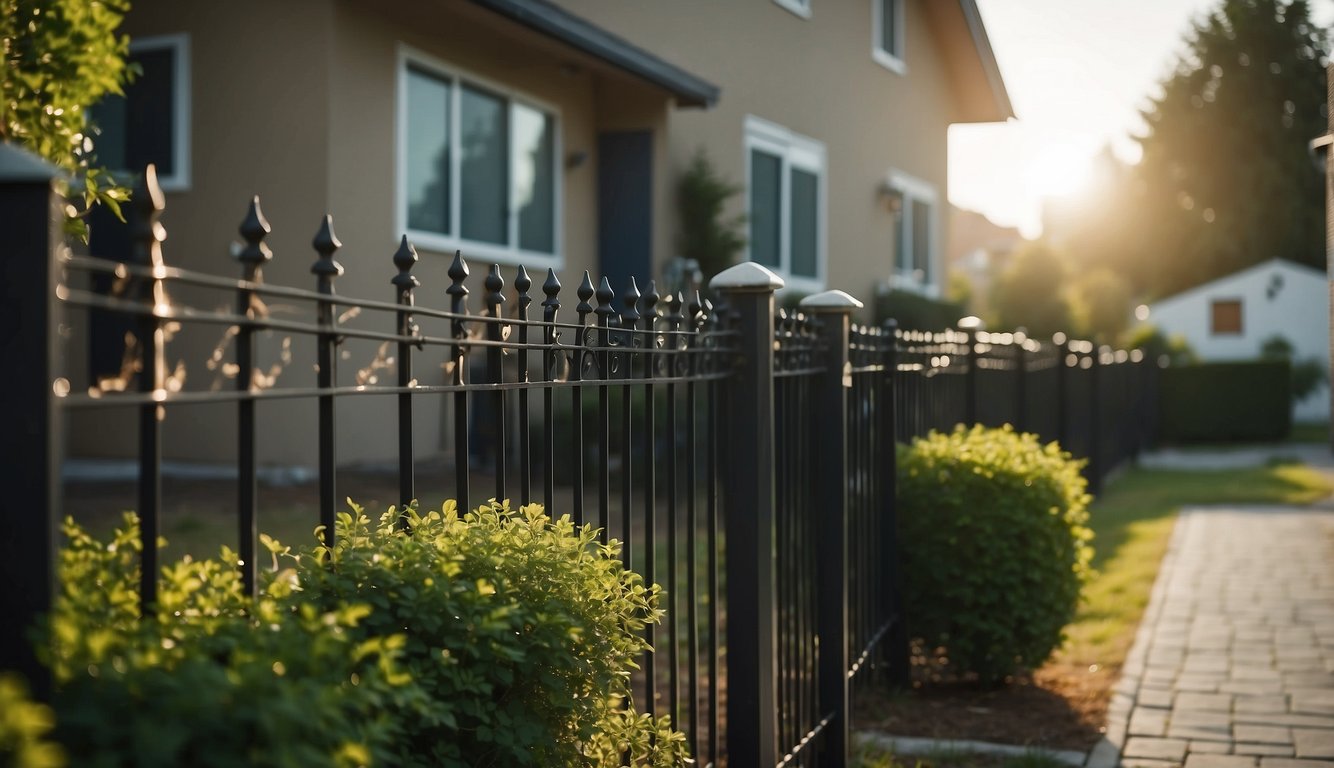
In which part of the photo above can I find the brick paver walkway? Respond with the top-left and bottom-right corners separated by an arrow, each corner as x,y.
1109,502 -> 1334,768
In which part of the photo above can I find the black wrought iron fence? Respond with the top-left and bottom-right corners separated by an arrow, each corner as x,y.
0,148 -> 1155,768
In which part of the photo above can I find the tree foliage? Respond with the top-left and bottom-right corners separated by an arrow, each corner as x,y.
676,148 -> 746,284
990,241 -> 1073,337
1131,0 -> 1328,298
1071,267 -> 1134,342
1,0 -> 134,236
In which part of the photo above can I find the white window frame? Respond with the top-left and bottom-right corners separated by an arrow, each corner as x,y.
774,0 -> 812,20
887,169 -> 938,296
116,33 -> 192,192
872,0 -> 907,75
744,116 -> 827,294
395,44 -> 563,269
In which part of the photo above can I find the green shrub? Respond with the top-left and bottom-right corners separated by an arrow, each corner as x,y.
897,425 -> 1093,683
1159,361 -> 1291,442
42,504 -> 686,767
47,514 -> 407,768
0,675 -> 63,768
293,500 -> 687,767
874,288 -> 965,331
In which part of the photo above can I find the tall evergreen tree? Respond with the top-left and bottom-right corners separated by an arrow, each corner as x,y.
1132,0 -> 1328,298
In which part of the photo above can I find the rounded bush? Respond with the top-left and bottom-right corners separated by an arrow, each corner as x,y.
897,425 -> 1093,683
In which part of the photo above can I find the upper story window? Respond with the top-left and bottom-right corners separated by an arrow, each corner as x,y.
745,116 -> 825,292
398,47 -> 560,267
873,0 -> 906,74
888,170 -> 936,292
774,0 -> 812,20
1210,299 -> 1243,335
90,34 -> 191,191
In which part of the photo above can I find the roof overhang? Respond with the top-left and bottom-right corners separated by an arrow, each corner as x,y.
924,0 -> 1014,123
467,0 -> 720,108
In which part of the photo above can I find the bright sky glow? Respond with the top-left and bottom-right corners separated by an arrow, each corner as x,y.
950,0 -> 1334,239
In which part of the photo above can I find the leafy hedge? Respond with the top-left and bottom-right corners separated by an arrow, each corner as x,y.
1158,361 -> 1291,442
897,425 -> 1093,683
36,502 -> 687,767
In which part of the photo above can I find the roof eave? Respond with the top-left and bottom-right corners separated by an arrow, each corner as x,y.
468,0 -> 719,108
957,0 -> 1015,121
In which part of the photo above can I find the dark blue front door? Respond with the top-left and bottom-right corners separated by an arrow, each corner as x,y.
597,130 -> 653,311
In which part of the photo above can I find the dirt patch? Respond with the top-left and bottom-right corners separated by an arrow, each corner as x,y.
853,648 -> 1112,752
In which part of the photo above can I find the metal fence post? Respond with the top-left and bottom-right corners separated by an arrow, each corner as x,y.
1054,333 -> 1069,448
1088,345 -> 1104,495
801,290 -> 862,766
959,316 -> 983,425
0,144 -> 64,699
711,262 -> 783,768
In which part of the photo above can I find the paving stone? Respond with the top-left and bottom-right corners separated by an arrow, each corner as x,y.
1170,724 -> 1234,742
1291,691 -> 1334,715
1178,693 -> 1236,713
1233,744 -> 1296,757
1234,713 -> 1334,730
1139,689 -> 1178,709
1292,730 -> 1334,759
1233,725 -> 1292,745
1260,759 -> 1334,768
1174,712 -> 1234,729
1183,755 -> 1257,768
1224,681 -> 1287,696
1191,741 -> 1234,754
1123,759 -> 1183,768
1234,696 -> 1290,715
1125,737 -> 1189,761
1132,709 -> 1171,737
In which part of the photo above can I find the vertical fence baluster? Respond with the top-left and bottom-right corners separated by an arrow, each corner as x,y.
882,320 -> 911,687
392,236 -> 419,524
0,144 -> 63,699
132,167 -> 167,613
541,270 -> 560,512
620,278 -> 641,571
1015,334 -> 1028,433
685,291 -> 702,755
235,198 -> 271,591
665,291 -> 683,728
311,216 -> 343,550
705,300 -> 721,766
1054,333 -> 1069,448
572,272 -> 594,526
595,277 -> 615,542
448,252 -> 470,512
1089,344 -> 1104,494
712,263 -> 782,768
515,267 -> 533,505
485,265 -> 506,503
641,280 -> 660,721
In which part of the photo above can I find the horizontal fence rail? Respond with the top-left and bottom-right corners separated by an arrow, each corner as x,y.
0,152 -> 1157,768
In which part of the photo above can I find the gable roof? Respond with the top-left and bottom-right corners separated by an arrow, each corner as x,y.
924,0 -> 1014,122
468,0 -> 720,108
1150,258 -> 1328,313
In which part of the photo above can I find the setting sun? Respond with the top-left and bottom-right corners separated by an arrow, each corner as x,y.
1025,141 -> 1095,200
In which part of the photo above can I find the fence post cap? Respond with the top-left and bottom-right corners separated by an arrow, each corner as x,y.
0,142 -> 64,183
799,289 -> 863,312
710,262 -> 784,292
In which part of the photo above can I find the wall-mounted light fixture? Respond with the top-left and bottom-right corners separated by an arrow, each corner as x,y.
877,180 -> 904,214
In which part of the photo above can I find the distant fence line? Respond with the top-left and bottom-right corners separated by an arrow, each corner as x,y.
0,148 -> 1155,768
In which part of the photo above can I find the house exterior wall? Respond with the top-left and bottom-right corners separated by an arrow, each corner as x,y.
68,0 -> 677,466
554,0 -> 962,305
1147,260 -> 1330,421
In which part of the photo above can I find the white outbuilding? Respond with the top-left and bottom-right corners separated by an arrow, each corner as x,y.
1145,258 -> 1330,422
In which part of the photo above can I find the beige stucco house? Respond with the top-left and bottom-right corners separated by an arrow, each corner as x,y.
72,0 -> 1011,467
